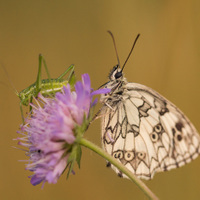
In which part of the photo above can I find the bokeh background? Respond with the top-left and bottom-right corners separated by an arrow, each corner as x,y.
0,1 -> 200,200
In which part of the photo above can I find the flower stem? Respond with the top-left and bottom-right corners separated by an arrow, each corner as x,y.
79,138 -> 159,200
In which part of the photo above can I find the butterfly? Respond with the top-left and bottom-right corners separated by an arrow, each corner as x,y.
100,32 -> 200,180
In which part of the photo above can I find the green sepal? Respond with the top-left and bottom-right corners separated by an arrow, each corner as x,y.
66,144 -> 82,179
76,144 -> 82,168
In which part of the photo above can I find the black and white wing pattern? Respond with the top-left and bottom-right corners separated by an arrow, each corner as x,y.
101,66 -> 200,180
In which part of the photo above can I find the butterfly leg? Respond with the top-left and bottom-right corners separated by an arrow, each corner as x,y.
105,102 -> 114,110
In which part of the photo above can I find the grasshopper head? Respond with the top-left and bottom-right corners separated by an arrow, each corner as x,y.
18,92 -> 29,106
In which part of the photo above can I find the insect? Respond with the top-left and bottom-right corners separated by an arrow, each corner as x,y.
16,54 -> 75,122
101,32 -> 200,180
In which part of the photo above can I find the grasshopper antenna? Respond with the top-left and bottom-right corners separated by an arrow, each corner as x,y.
1,63 -> 19,96
121,34 -> 140,72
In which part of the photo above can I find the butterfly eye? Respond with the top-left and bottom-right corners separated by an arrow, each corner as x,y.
124,151 -> 135,161
137,152 -> 146,160
150,132 -> 159,142
115,71 -> 122,79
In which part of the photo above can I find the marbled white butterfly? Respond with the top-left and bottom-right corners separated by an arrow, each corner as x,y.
101,32 -> 200,179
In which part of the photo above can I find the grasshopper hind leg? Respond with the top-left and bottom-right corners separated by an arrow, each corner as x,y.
57,64 -> 75,80
36,54 -> 53,96
57,64 -> 75,87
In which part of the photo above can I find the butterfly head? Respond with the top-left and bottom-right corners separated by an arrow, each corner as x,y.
109,64 -> 123,81
107,33 -> 140,83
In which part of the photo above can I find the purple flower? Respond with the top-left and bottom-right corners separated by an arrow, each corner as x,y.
16,74 -> 110,186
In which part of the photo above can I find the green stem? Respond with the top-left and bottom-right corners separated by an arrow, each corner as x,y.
79,138 -> 159,200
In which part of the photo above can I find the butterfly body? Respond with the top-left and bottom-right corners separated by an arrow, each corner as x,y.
101,65 -> 200,180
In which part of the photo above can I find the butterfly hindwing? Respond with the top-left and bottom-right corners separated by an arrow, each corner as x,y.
101,81 -> 200,180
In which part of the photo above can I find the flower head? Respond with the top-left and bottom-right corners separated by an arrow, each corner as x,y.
16,73 -> 110,186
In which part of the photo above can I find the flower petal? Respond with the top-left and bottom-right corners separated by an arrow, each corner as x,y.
91,88 -> 111,95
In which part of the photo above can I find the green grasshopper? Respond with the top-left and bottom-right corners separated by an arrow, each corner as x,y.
16,54 -> 75,123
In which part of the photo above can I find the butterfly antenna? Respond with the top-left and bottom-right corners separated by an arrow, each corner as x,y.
108,31 -> 121,67
1,63 -> 19,96
121,34 -> 140,72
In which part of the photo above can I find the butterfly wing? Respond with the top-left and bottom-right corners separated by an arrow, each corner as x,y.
101,82 -> 200,180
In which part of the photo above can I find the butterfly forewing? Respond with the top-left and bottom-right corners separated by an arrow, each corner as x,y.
101,69 -> 200,180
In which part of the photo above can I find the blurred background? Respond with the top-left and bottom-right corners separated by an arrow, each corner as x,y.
0,1 -> 200,200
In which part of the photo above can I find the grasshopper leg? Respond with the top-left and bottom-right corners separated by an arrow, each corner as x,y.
57,64 -> 74,80
20,102 -> 25,124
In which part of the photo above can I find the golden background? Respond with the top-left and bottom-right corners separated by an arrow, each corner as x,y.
0,1 -> 200,200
